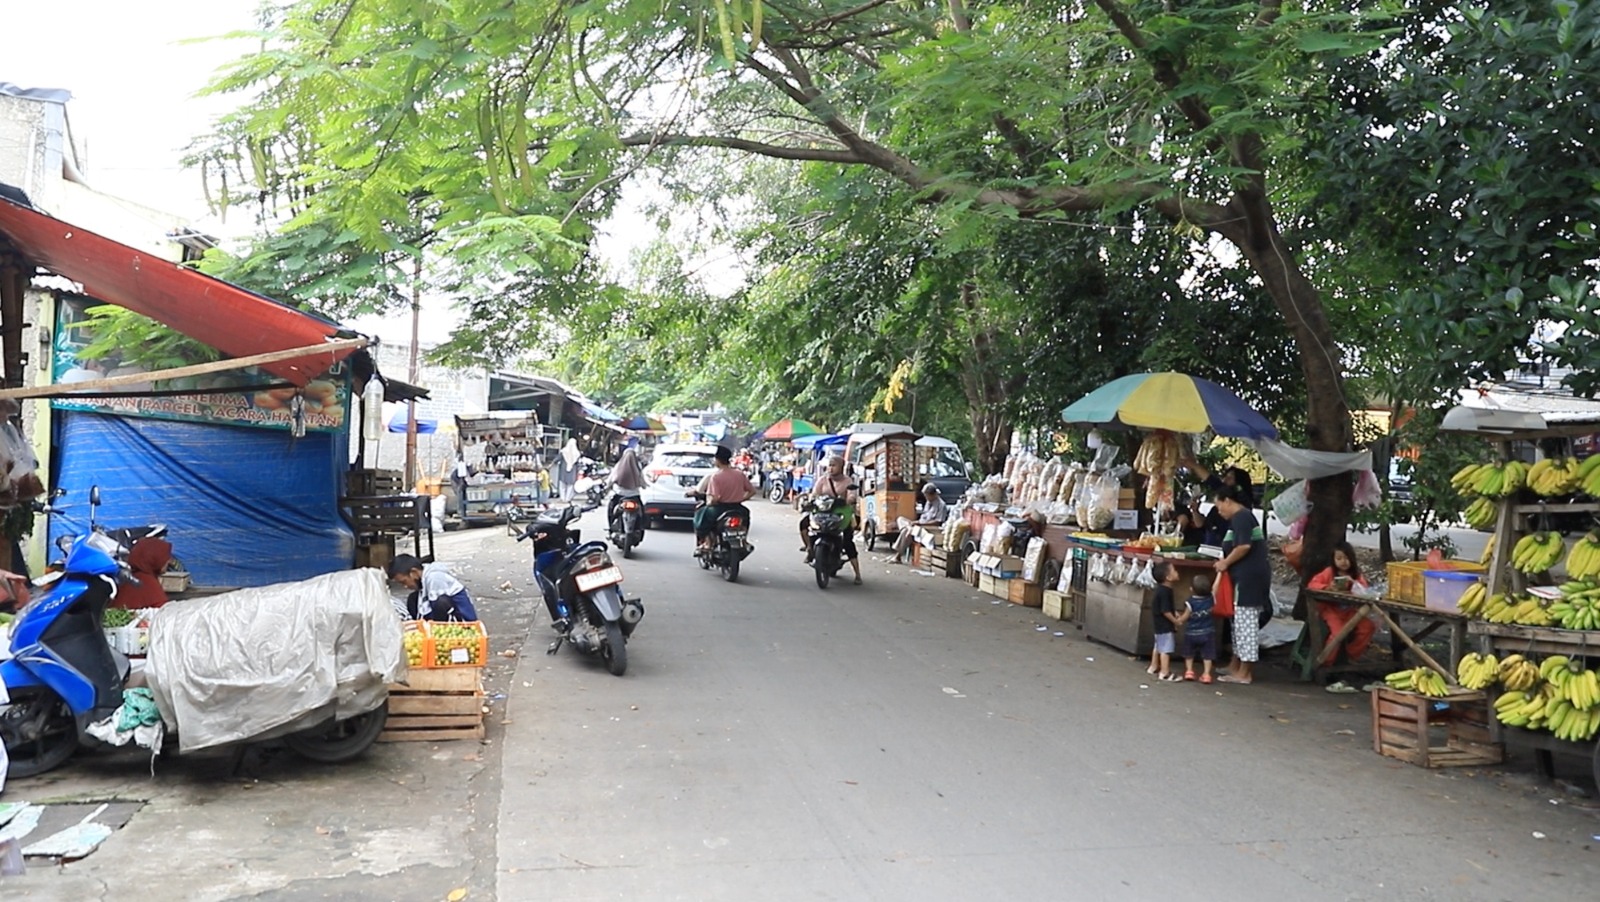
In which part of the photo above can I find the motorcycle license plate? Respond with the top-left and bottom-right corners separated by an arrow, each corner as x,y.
574,566 -> 624,592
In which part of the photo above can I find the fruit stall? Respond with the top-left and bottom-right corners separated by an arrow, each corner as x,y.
1423,405 -> 1600,786
387,619 -> 489,742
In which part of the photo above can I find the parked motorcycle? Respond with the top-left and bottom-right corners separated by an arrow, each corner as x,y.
0,489 -> 392,778
520,505 -> 643,676
806,494 -> 850,589
607,492 -> 646,558
690,492 -> 754,583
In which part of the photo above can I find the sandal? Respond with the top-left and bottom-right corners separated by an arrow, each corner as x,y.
853,576 -> 863,585
1325,681 -> 1359,694
1159,673 -> 1183,682
1146,665 -> 1159,675
1199,673 -> 1213,684
1183,671 -> 1196,681
1217,674 -> 1253,685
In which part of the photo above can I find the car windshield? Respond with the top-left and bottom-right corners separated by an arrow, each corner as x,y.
656,451 -> 717,470
921,447 -> 966,479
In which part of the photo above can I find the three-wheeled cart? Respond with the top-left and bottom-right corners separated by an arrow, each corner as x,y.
855,429 -> 920,551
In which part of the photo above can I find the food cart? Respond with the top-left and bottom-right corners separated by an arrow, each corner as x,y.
455,413 -> 567,526
854,428 -> 920,551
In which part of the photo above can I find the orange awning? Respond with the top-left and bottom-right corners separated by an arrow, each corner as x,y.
0,196 -> 362,385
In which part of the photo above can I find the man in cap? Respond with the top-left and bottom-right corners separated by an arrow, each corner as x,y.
886,482 -> 949,564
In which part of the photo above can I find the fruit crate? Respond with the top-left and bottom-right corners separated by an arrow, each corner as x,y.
1386,560 -> 1485,607
381,666 -> 486,742
1370,686 -> 1503,768
420,620 -> 490,669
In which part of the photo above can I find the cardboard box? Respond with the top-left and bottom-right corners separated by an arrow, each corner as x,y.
970,553 -> 1023,578
1043,589 -> 1073,621
1008,579 -> 1043,607
1021,537 -> 1048,583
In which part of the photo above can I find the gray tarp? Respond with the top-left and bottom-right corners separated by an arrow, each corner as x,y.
146,569 -> 405,753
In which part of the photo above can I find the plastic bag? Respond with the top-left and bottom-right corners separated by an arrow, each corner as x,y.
1353,469 -> 1383,509
1270,480 -> 1310,524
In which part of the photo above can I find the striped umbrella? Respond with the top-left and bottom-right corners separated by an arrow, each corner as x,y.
1060,372 -> 1278,439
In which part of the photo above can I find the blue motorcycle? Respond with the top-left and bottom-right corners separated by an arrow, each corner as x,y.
519,505 -> 643,676
0,527 -> 128,777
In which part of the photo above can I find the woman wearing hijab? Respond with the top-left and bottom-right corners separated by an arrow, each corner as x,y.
555,438 -> 581,502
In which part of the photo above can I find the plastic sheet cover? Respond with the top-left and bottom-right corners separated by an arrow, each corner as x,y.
145,569 -> 405,753
50,412 -> 355,588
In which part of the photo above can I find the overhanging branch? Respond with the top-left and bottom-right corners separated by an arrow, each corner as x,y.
618,132 -> 863,164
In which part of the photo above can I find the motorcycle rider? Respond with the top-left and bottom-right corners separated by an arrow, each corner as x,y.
607,441 -> 647,525
800,455 -> 863,585
691,445 -> 756,551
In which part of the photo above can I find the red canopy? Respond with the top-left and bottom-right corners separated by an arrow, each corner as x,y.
0,197 -> 360,385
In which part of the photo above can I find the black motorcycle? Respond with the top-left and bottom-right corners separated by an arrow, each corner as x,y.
520,505 -> 644,676
691,493 -> 754,583
806,494 -> 849,589
607,493 -> 646,558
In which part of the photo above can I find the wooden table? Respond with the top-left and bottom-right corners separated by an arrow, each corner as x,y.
1300,590 -> 1469,682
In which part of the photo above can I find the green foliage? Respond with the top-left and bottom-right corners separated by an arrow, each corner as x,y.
76,306 -> 220,372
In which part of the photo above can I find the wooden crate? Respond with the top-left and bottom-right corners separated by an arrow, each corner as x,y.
927,547 -> 960,578
1370,686 -> 1502,768
1043,589 -> 1074,621
380,666 -> 486,742
1007,579 -> 1043,608
978,573 -> 1001,597
961,559 -> 978,586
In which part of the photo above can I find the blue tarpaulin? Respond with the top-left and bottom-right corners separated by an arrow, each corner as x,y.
51,412 -> 355,588
576,398 -> 622,422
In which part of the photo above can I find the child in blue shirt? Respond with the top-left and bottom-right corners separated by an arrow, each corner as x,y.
1177,573 -> 1217,683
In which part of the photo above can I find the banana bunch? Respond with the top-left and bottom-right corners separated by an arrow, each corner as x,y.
1546,698 -> 1600,741
1511,596 -> 1555,627
1456,581 -> 1489,617
1495,684 -> 1557,729
1498,654 -> 1541,690
1580,454 -> 1600,497
1551,580 -> 1600,630
1479,592 -> 1517,623
1480,536 -> 1495,565
1563,532 -> 1600,581
1384,666 -> 1451,697
1527,457 -> 1583,496
1462,497 -> 1499,530
1456,652 -> 1500,689
1452,461 -> 1529,498
1511,531 -> 1565,574
1541,655 -> 1600,710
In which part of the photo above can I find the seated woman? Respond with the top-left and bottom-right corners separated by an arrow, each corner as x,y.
1306,540 -> 1375,691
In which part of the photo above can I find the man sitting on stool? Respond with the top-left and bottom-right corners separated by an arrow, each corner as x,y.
886,483 -> 948,565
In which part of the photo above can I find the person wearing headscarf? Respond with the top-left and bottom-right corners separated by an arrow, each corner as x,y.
555,438 -> 581,501
607,444 -> 647,523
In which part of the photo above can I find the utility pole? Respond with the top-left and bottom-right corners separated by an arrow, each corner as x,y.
405,254 -> 421,491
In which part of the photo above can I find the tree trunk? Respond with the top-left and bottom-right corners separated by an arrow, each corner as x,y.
1220,191 -> 1353,591
954,282 -> 1017,476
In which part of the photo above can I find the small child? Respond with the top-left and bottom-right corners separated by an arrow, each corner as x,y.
387,554 -> 479,622
1177,573 -> 1217,684
1147,561 -> 1185,682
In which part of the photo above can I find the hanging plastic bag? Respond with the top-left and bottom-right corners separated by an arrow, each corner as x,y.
1214,570 -> 1235,618
1353,469 -> 1383,509
1270,480 -> 1310,525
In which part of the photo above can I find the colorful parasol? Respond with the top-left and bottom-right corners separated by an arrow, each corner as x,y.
1060,372 -> 1279,440
761,418 -> 825,441
620,414 -> 666,433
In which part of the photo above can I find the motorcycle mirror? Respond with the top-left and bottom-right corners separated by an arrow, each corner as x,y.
90,486 -> 101,506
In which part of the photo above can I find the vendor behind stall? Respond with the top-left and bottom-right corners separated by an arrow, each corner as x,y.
388,554 -> 479,622
1184,460 -> 1255,545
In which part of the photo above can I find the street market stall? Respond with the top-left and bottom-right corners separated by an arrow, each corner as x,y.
1420,397 -> 1600,785
455,412 -> 564,526
855,428 -> 919,551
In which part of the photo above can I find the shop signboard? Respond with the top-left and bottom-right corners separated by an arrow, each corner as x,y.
50,297 -> 348,432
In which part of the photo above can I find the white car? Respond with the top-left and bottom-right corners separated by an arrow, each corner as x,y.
640,443 -> 721,525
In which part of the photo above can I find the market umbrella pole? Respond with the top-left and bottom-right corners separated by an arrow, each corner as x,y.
405,254 -> 422,491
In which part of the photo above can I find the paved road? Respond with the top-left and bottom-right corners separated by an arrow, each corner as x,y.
6,507 -> 1597,900
498,504 -> 1600,901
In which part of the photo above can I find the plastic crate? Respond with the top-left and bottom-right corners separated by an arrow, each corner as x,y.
1386,560 -> 1484,607
1423,570 -> 1480,614
420,620 -> 489,669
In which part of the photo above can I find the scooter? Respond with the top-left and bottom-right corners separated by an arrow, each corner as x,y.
607,492 -> 646,558
806,494 -> 850,589
520,505 -> 644,676
0,488 -> 389,778
690,492 -> 754,583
